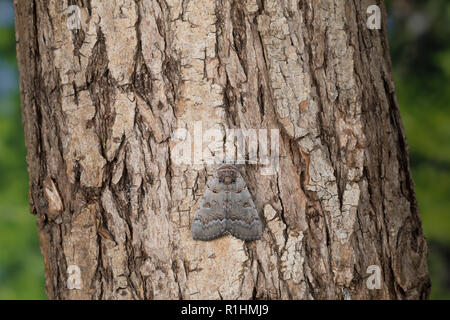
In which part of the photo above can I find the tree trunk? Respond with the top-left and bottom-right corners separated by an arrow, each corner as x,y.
14,0 -> 430,299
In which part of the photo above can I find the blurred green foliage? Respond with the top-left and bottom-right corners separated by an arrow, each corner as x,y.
387,0 -> 450,299
0,0 -> 45,298
0,2 -> 45,298
0,0 -> 448,299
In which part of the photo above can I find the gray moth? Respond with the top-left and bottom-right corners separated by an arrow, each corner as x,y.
192,164 -> 263,241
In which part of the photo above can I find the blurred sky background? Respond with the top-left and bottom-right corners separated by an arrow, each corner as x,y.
0,0 -> 449,299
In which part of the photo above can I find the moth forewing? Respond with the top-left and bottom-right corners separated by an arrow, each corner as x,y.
192,164 -> 262,241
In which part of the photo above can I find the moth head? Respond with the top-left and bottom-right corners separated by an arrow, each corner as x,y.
217,164 -> 239,185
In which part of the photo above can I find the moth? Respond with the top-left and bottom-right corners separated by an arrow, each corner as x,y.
192,164 -> 263,241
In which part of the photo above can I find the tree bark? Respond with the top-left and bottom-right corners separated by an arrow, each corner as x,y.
14,0 -> 430,299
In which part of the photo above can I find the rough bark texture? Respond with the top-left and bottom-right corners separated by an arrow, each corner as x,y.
14,0 -> 430,299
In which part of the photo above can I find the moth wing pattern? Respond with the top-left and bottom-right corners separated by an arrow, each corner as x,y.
192,176 -> 226,241
226,175 -> 262,241
192,164 -> 263,241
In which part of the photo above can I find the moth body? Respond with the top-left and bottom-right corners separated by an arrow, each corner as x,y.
192,164 -> 262,241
